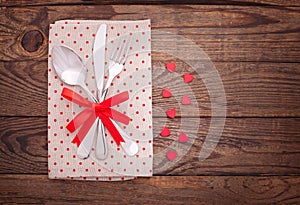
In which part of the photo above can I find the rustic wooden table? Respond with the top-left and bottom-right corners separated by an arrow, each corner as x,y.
1,0 -> 300,204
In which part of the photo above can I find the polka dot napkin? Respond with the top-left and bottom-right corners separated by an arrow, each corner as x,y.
48,19 -> 153,181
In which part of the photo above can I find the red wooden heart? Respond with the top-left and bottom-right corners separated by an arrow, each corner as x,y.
178,132 -> 189,143
166,151 -> 177,161
184,73 -> 194,83
162,88 -> 172,98
181,95 -> 191,105
166,109 -> 176,118
160,126 -> 171,137
166,62 -> 176,72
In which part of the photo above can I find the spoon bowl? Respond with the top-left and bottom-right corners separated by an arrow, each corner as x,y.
52,45 -> 97,102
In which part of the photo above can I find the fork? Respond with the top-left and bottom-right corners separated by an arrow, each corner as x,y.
96,35 -> 138,156
101,37 -> 132,100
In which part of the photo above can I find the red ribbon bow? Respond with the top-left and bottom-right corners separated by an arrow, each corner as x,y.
61,87 -> 131,146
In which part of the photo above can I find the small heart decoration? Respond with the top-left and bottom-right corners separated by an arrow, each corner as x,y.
166,109 -> 176,118
184,73 -> 194,83
162,88 -> 172,98
181,95 -> 191,105
178,132 -> 189,143
160,126 -> 171,137
166,62 -> 176,72
166,151 -> 177,161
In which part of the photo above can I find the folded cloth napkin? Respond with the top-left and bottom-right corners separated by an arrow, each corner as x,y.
48,19 -> 153,181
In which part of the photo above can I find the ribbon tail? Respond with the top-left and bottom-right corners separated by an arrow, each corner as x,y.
99,115 -> 125,146
66,109 -> 93,133
61,87 -> 92,107
103,109 -> 131,125
71,136 -> 81,147
71,113 -> 97,147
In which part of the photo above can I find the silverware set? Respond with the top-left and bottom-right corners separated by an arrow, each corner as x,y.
52,24 -> 138,160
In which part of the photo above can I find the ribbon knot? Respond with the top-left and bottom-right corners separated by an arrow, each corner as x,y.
61,87 -> 131,147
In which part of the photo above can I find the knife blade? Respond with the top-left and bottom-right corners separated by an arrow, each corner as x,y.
93,24 -> 107,99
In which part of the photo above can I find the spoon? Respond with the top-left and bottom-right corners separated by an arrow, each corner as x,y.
52,45 -> 97,159
52,45 -> 97,102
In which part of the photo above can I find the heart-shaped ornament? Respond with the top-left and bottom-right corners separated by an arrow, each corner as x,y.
181,95 -> 191,105
166,151 -> 177,161
160,126 -> 171,137
184,73 -> 194,83
166,109 -> 176,118
162,88 -> 172,98
178,132 -> 189,143
166,62 -> 176,72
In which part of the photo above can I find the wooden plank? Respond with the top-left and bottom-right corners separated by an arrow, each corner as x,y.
1,61 -> 300,117
0,174 -> 299,204
1,5 -> 300,62
1,117 -> 299,175
1,0 -> 300,7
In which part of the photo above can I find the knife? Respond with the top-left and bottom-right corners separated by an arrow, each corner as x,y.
93,24 -> 108,160
94,24 -> 106,97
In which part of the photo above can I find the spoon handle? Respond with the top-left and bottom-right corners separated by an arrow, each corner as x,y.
81,84 -> 97,102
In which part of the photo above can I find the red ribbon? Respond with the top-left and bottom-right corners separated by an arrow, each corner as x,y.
61,87 -> 131,146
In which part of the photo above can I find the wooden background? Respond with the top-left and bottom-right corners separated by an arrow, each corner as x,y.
1,0 -> 300,204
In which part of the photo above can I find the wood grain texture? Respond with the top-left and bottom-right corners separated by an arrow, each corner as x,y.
1,2 -> 300,203
1,117 -> 299,175
0,174 -> 299,204
1,61 -> 300,117
1,0 -> 300,7
1,5 -> 300,62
